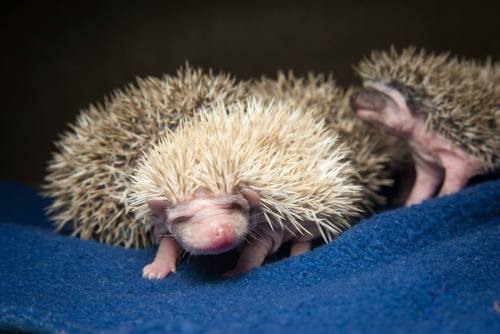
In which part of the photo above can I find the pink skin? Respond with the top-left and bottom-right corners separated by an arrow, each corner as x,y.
143,187 -> 313,280
290,240 -> 312,256
223,225 -> 285,277
142,235 -> 180,280
351,81 -> 488,206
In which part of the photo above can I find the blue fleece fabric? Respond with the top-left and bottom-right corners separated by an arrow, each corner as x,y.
0,180 -> 499,334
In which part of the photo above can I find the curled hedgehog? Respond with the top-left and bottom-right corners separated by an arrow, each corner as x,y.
351,47 -> 500,205
44,66 -> 397,279
43,66 -> 247,248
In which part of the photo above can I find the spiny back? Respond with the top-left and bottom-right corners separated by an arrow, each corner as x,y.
130,100 -> 364,242
43,65 -> 247,247
251,72 -> 399,210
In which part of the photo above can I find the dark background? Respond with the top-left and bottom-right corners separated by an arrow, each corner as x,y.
2,0 -> 499,187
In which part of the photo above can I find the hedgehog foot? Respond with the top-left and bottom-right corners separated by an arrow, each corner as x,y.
405,154 -> 443,206
405,136 -> 485,205
143,262 -> 176,280
143,235 -> 181,280
223,226 -> 284,277
290,240 -> 312,256
352,82 -> 487,205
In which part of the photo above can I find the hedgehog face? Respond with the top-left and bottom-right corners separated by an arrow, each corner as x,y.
351,81 -> 420,138
166,195 -> 251,255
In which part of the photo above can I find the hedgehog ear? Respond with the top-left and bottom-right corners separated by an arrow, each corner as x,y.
193,186 -> 209,199
147,198 -> 168,223
239,187 -> 260,208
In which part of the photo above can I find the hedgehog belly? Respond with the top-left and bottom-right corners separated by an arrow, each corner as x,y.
43,66 -> 248,248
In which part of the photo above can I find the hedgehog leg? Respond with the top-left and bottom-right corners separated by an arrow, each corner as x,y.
439,169 -> 469,196
142,235 -> 181,280
223,226 -> 284,277
223,242 -> 270,277
438,151 -> 481,196
405,157 -> 444,206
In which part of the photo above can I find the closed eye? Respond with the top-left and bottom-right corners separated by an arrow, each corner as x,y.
230,202 -> 244,211
172,216 -> 191,224
228,199 -> 249,211
218,202 -> 246,211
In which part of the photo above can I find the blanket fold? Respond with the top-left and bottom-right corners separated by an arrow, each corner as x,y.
1,180 -> 499,334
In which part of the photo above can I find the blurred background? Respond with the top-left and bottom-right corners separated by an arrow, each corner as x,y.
2,0 -> 499,187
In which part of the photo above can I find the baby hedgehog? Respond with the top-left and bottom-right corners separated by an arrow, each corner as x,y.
350,47 -> 500,205
131,99 -> 369,278
130,73 -> 397,279
43,66 -> 247,248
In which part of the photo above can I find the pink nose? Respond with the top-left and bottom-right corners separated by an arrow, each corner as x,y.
209,225 -> 236,252
214,225 -> 234,242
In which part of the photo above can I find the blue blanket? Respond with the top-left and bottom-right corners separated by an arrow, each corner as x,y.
0,180 -> 499,334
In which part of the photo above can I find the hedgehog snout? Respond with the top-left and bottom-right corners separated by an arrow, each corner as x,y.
350,87 -> 388,112
188,221 -> 243,255
174,209 -> 249,255
209,225 -> 238,252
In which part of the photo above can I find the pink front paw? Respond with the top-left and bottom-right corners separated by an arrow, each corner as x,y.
142,262 -> 176,280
